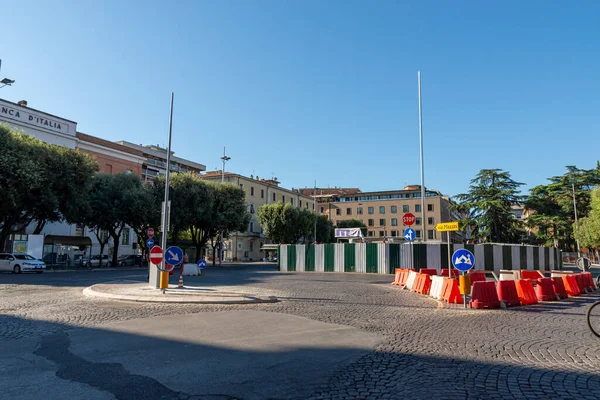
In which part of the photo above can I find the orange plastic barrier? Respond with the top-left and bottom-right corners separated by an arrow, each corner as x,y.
469,272 -> 487,284
419,268 -> 437,276
399,268 -> 414,286
412,273 -> 423,293
470,281 -> 501,309
521,270 -> 544,280
419,274 -> 432,295
441,278 -> 462,303
551,277 -> 568,299
392,269 -> 403,285
574,274 -> 587,293
515,279 -> 538,305
440,269 -> 459,278
496,280 -> 520,307
563,275 -> 581,296
586,272 -> 597,291
535,278 -> 556,301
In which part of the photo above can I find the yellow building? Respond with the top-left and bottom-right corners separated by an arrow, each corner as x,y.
200,172 -> 314,261
302,185 -> 465,243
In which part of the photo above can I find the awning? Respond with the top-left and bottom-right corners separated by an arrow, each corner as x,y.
260,244 -> 279,251
44,235 -> 93,246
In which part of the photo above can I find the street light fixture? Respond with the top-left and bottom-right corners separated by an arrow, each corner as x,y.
220,147 -> 231,183
0,78 -> 15,88
219,147 -> 231,264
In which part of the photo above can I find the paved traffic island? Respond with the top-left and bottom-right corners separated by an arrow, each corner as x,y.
83,281 -> 278,304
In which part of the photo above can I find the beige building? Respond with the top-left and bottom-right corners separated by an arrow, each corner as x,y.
310,185 -> 465,243
201,172 -> 315,261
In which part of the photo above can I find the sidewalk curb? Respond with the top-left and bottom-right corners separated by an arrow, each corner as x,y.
46,268 -> 145,273
82,285 -> 278,304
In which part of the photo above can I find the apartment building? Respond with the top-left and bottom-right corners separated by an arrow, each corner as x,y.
315,185 -> 465,243
201,172 -> 315,261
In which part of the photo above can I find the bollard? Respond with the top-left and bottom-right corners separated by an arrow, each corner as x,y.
159,271 -> 169,289
459,275 -> 471,295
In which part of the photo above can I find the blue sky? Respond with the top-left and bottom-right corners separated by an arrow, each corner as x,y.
2,1 -> 599,197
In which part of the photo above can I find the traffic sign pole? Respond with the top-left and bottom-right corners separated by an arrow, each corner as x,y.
447,233 -> 451,278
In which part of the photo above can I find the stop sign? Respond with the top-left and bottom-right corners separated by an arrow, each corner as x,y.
147,228 -> 154,238
402,213 -> 416,226
149,246 -> 163,265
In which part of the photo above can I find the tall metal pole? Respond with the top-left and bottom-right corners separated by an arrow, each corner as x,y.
313,181 -> 317,243
572,182 -> 581,257
219,147 -> 230,264
150,92 -> 174,288
418,71 -> 427,243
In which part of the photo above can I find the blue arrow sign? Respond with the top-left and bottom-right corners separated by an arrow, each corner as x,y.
452,249 -> 475,272
165,246 -> 184,265
403,227 -> 416,242
146,238 -> 155,248
198,259 -> 207,269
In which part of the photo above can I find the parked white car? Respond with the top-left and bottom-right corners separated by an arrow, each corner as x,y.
0,253 -> 46,273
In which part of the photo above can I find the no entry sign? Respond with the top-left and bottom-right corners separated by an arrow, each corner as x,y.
402,213 -> 416,226
149,246 -> 164,265
147,228 -> 154,238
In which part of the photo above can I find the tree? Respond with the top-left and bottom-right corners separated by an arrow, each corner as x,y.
574,189 -> 600,252
79,173 -> 145,266
316,215 -> 335,243
128,180 -> 161,263
0,125 -> 96,248
257,202 -> 316,244
336,219 -> 367,236
452,169 -> 525,243
526,165 -> 600,249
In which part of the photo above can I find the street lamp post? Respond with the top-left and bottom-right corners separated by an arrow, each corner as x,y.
572,182 -> 581,257
418,71 -> 427,242
219,147 -> 231,264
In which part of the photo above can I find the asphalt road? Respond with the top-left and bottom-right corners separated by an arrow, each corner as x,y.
1,265 -> 599,400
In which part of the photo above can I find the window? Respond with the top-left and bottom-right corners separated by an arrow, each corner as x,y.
415,204 -> 421,212
122,228 -> 130,245
379,206 -> 385,214
428,230 -> 435,240
415,217 -> 422,225
250,241 -> 254,252
346,208 -> 352,215
336,208 -> 341,215
250,222 -> 254,232
379,231 -> 385,237
250,186 -> 254,196
250,204 -> 255,214
368,231 -> 375,237
320,206 -> 325,213
357,207 -> 363,215
240,184 -> 244,190
416,230 -> 422,238
391,230 -> 398,237
105,164 -> 113,174
313,204 -> 315,210
299,200 -> 303,208
428,204 -> 434,212
368,207 -> 374,214
273,193 -> 276,202
261,189 -> 265,198
379,219 -> 386,226
125,169 -> 133,175
391,218 -> 398,226
428,217 -> 434,225
290,198 -> 294,206
368,219 -> 374,226
282,195 -> 286,203
391,206 -> 397,213
403,205 -> 409,213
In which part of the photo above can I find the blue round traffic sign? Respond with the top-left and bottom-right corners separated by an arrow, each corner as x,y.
146,238 -> 155,248
165,246 -> 184,265
198,259 -> 207,269
403,228 -> 416,242
452,249 -> 475,272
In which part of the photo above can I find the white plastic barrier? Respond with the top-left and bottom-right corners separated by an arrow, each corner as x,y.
405,270 -> 417,291
550,270 -> 573,278
499,270 -> 521,281
430,276 -> 445,300
182,263 -> 199,276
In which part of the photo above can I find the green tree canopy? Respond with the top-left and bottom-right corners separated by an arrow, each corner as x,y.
574,188 -> 600,250
452,169 -> 525,243
257,202 -> 316,244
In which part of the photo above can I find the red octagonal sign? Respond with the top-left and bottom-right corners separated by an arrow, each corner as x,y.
147,228 -> 154,238
149,245 -> 163,265
402,213 -> 416,226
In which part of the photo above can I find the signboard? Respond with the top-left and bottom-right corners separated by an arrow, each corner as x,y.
165,246 -> 184,266
149,246 -> 164,265
13,240 -> 28,254
335,228 -> 365,239
402,213 -> 416,226
198,259 -> 207,269
146,238 -> 155,248
452,249 -> 475,272
147,228 -> 154,238
435,221 -> 459,232
0,99 -> 74,136
403,228 -> 416,242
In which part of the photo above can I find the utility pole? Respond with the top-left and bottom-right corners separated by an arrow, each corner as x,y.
219,147 -> 231,264
313,181 -> 317,243
418,71 -> 427,242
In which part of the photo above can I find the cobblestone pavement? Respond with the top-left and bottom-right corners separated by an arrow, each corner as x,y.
1,266 -> 599,399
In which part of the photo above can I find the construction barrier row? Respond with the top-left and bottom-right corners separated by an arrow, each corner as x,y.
278,243 -> 563,274
392,268 -> 597,309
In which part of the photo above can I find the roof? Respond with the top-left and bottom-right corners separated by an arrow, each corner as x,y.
297,188 -> 362,196
0,98 -> 77,124
115,140 -> 206,171
77,132 -> 144,156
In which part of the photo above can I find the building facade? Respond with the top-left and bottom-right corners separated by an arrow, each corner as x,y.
201,172 -> 315,261
313,185 -> 466,243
